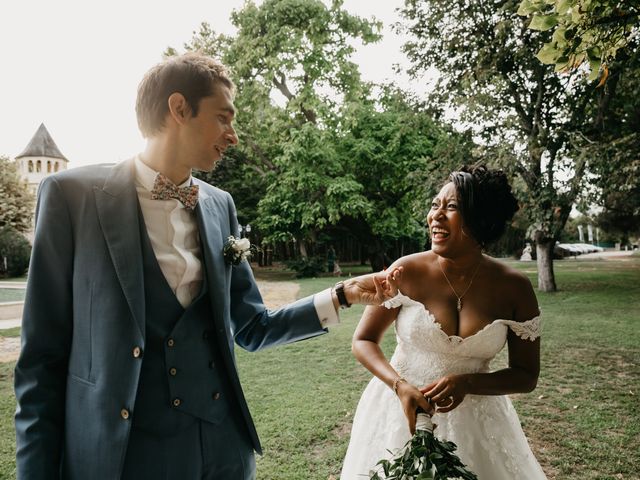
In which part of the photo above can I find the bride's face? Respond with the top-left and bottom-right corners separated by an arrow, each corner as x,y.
427,182 -> 474,256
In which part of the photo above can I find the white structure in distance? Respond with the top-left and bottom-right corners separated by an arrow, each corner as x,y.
14,123 -> 68,195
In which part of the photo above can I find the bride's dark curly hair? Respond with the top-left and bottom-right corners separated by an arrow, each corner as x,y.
449,164 -> 519,247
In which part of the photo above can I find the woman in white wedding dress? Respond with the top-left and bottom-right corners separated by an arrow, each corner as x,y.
341,165 -> 547,479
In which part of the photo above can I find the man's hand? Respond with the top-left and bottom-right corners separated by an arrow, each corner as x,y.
341,267 -> 403,306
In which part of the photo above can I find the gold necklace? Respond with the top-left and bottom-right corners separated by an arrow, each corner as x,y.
437,256 -> 482,312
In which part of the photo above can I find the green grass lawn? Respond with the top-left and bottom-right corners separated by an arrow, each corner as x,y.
0,258 -> 638,479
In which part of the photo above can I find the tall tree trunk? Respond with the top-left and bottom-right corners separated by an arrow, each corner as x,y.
536,240 -> 557,292
296,235 -> 308,259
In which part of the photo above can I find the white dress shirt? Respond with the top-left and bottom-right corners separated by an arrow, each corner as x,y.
134,157 -> 203,307
133,156 -> 339,326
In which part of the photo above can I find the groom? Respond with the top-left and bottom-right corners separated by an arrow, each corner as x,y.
14,53 -> 384,479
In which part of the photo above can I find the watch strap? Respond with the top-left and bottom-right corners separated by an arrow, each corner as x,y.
334,281 -> 351,309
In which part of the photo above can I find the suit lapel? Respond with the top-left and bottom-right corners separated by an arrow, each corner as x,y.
94,159 -> 145,338
195,196 -> 228,324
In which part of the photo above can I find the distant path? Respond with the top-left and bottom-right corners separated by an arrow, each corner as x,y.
578,250 -> 636,259
0,281 -> 27,289
0,280 -> 299,363
255,280 -> 300,309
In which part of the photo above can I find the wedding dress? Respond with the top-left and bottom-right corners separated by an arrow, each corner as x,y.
340,292 -> 547,480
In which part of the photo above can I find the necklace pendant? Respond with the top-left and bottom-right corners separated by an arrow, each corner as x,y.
457,298 -> 462,312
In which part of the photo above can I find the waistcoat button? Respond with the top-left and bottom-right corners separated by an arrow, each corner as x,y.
172,398 -> 181,407
120,408 -> 130,420
169,367 -> 177,376
167,338 -> 175,347
212,392 -> 221,401
132,346 -> 142,358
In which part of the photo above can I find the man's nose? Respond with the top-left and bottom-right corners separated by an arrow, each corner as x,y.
225,126 -> 239,146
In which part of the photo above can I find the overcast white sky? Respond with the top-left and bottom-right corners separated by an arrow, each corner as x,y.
1,0 -> 421,168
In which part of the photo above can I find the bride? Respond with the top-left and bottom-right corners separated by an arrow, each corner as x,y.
340,165 -> 547,479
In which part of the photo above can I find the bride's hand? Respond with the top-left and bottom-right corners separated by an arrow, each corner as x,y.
396,381 -> 434,434
345,267 -> 403,305
420,375 -> 469,413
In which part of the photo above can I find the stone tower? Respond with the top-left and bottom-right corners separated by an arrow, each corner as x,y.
15,123 -> 68,195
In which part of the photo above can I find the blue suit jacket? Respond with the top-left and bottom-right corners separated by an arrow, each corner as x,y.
14,159 -> 327,479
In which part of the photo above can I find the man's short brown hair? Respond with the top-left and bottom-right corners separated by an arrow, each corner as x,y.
135,52 -> 235,138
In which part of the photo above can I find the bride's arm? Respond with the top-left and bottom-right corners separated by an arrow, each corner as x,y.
353,304 -> 433,433
422,271 -> 541,412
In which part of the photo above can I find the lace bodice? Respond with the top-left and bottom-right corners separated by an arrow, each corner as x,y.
341,292 -> 548,479
382,292 -> 541,385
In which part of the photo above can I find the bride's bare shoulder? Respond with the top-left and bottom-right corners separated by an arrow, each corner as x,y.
387,252 -> 436,292
483,256 -> 539,319
389,251 -> 434,271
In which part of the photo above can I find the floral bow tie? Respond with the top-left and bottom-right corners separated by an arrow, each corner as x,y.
150,173 -> 199,210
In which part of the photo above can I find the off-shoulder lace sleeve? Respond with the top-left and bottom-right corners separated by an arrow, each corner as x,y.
498,317 -> 542,341
381,291 -> 412,309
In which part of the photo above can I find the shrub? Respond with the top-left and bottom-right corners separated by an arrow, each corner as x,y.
285,256 -> 325,278
0,227 -> 31,278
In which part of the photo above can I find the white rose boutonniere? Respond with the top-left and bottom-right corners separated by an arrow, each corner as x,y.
223,236 -> 253,265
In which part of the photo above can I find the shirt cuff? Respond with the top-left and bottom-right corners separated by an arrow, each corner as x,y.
314,287 -> 340,328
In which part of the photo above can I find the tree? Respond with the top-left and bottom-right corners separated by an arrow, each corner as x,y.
581,40 -> 640,240
399,0 -> 609,291
256,123 -> 371,256
172,0 -> 382,257
0,226 -> 31,277
0,155 -> 35,233
172,1 -> 473,269
518,0 -> 640,81
336,89 -> 474,269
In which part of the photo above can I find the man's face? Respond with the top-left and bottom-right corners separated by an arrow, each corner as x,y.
179,83 -> 238,172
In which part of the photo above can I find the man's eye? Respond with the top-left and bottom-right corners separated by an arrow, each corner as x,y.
431,202 -> 439,209
448,203 -> 457,209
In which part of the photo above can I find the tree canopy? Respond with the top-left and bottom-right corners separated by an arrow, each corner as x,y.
399,0 -> 617,291
518,0 -> 640,81
170,0 -> 472,268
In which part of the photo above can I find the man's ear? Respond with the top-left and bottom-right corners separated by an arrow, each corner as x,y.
167,92 -> 191,125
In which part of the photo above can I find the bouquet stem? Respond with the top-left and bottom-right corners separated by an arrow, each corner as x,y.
370,410 -> 478,480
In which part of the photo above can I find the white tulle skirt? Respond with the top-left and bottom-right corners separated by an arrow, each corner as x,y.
340,376 -> 547,480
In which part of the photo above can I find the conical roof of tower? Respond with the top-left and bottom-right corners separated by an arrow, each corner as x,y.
15,123 -> 68,161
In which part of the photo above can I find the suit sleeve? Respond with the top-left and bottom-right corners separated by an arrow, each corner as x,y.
14,176 -> 74,479
224,193 -> 327,352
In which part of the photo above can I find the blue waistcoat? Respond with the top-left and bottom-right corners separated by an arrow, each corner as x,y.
132,213 -> 233,435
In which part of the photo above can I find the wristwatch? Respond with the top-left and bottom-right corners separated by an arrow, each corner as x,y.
334,281 -> 351,309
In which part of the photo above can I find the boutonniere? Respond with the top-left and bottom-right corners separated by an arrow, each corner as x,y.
223,236 -> 253,265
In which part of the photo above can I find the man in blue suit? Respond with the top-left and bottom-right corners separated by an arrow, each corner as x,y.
14,53 -> 387,479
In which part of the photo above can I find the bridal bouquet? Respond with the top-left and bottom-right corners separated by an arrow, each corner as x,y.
370,410 -> 477,480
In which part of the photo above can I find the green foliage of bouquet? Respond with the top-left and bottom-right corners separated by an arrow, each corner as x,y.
370,411 -> 477,480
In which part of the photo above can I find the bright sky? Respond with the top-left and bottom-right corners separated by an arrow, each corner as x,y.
1,0 -> 418,168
